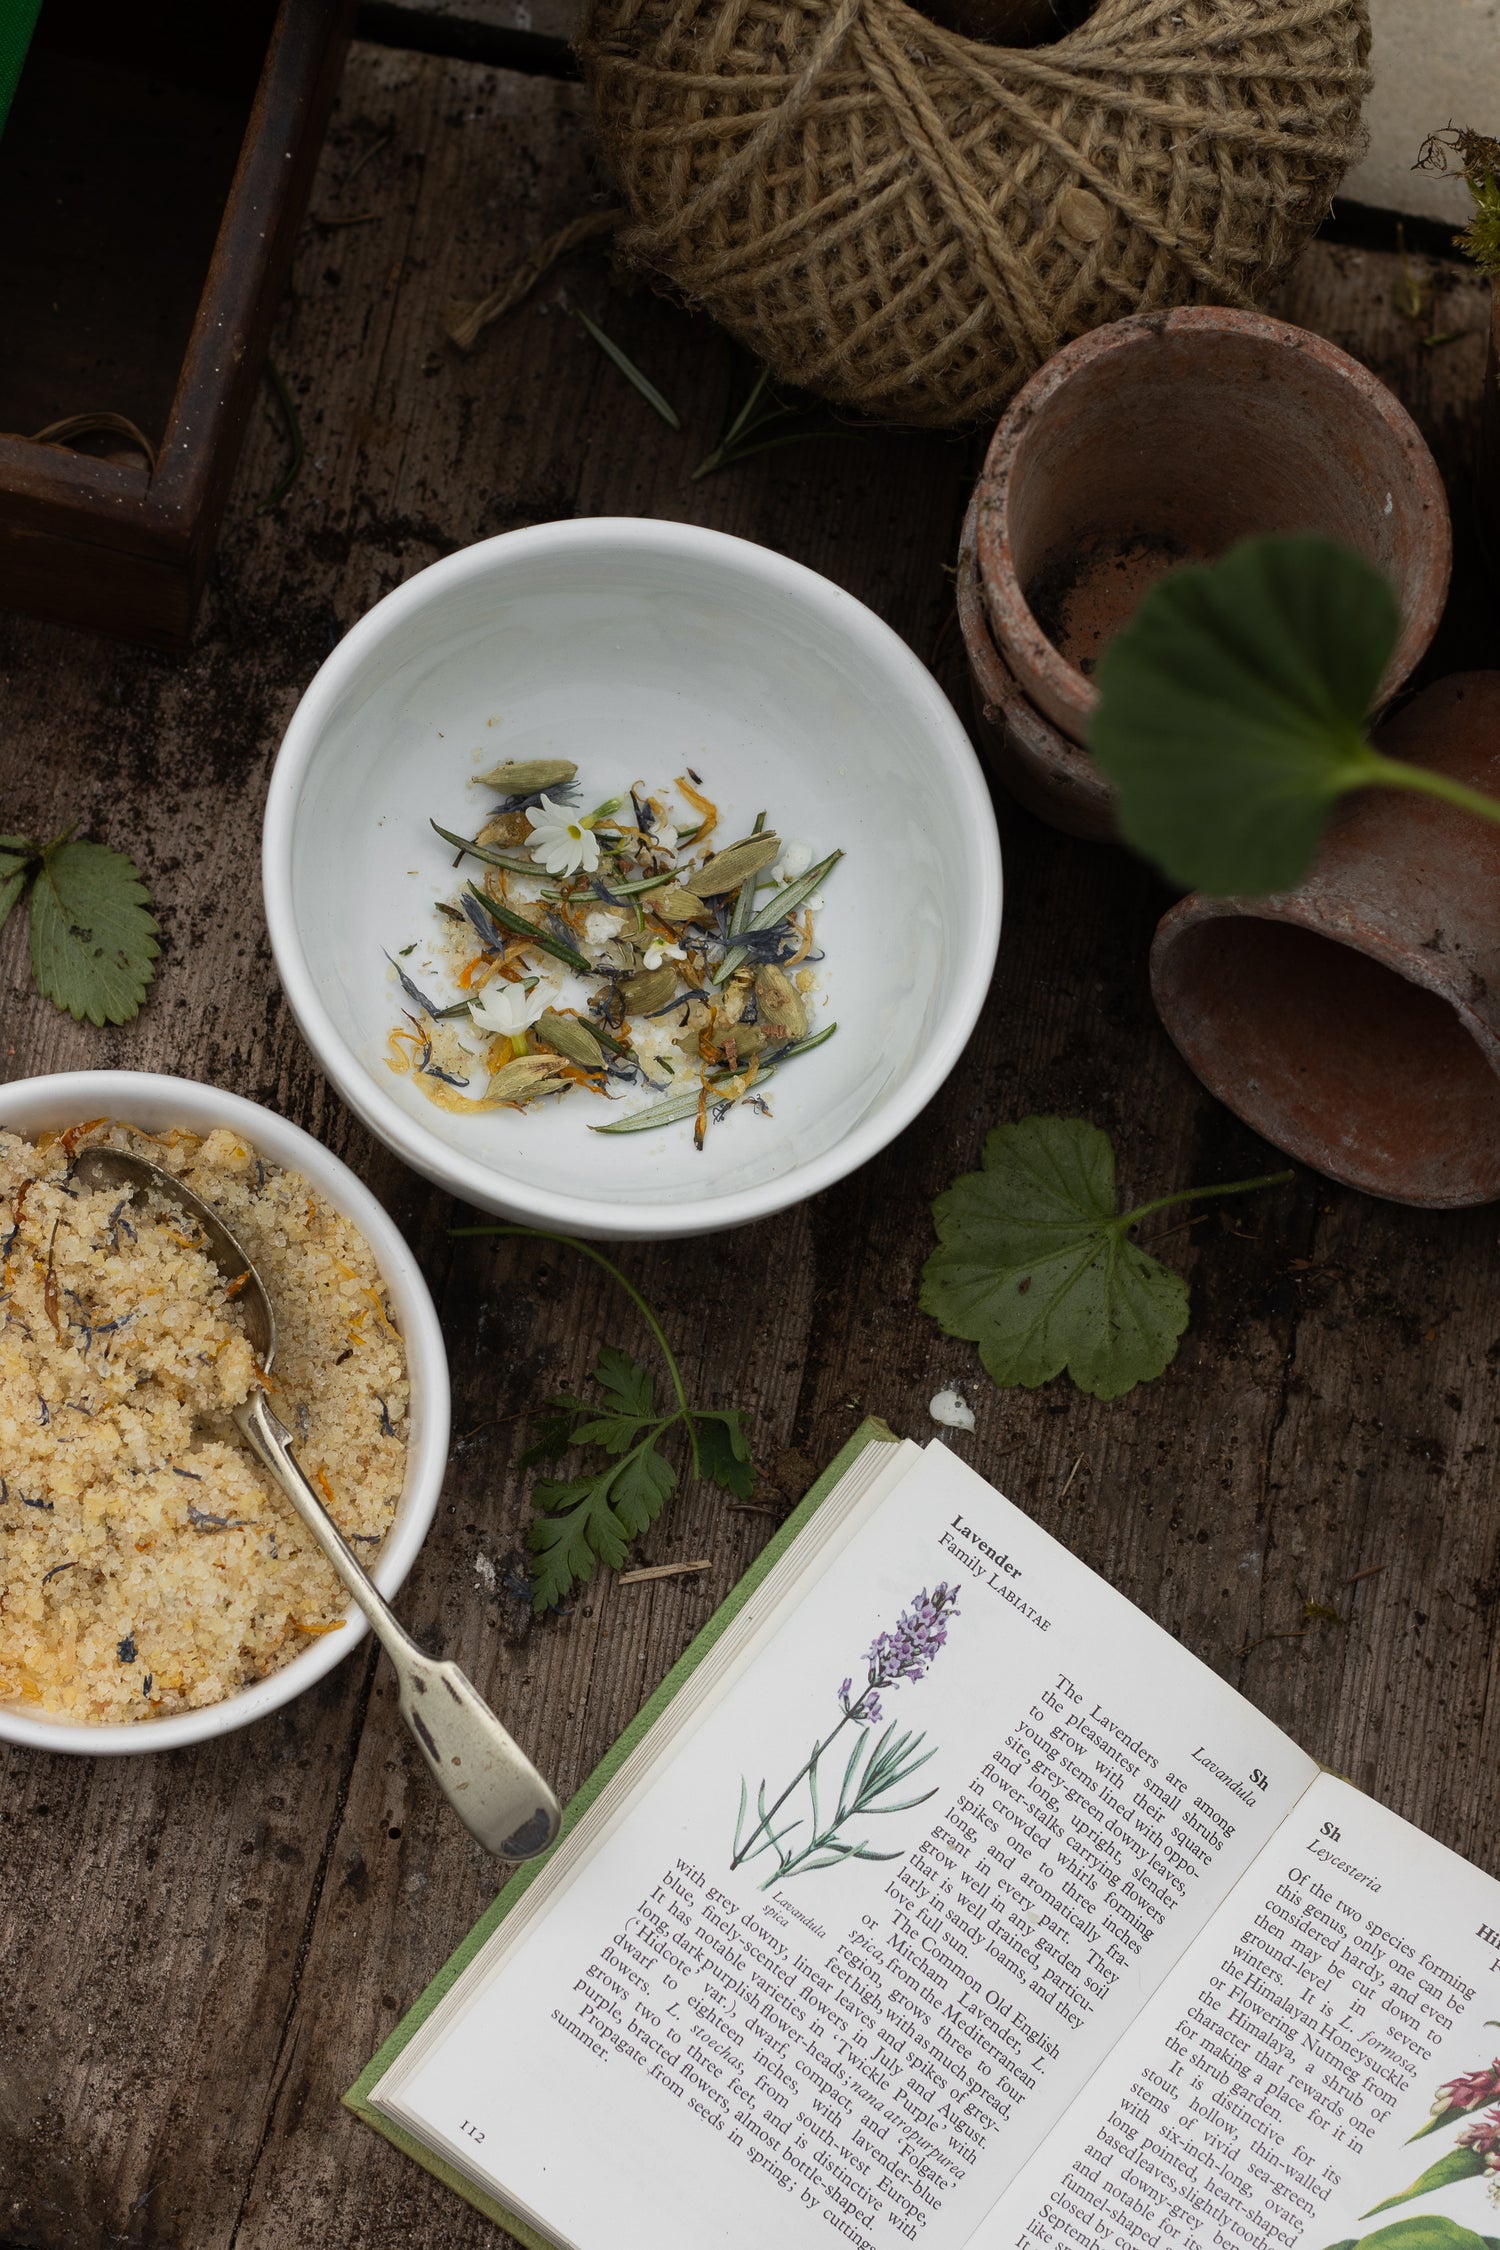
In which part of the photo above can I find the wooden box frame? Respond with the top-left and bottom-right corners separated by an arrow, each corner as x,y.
0,0 -> 352,649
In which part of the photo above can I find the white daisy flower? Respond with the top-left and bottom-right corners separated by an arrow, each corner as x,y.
527,794 -> 601,877
470,981 -> 546,1038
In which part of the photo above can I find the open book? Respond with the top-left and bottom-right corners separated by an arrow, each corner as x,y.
350,1427 -> 1500,2250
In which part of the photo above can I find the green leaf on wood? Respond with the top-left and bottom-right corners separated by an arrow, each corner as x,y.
695,1409 -> 754,1501
0,836 -> 36,937
27,837 -> 160,1025
920,1116 -> 1292,1403
458,1229 -> 759,1611
1361,2147 -> 1489,2221
1090,534 -> 1400,896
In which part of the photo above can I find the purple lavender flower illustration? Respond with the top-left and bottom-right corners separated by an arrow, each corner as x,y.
731,1584 -> 960,1890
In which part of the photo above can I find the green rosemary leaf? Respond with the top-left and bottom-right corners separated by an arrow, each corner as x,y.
728,812 -> 768,938
575,307 -> 682,430
28,836 -> 160,1026
715,848 -> 842,982
464,881 -> 590,973
430,818 -> 538,875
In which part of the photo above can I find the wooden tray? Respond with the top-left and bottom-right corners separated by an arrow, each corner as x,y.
0,0 -> 352,648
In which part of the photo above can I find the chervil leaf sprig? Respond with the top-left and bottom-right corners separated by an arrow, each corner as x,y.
450,1226 -> 754,1611
0,829 -> 160,1025
921,1117 -> 1292,1402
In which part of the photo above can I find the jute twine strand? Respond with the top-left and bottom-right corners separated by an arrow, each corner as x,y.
580,0 -> 1370,424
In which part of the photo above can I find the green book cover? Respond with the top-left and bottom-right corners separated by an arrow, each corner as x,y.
345,1416 -> 899,2244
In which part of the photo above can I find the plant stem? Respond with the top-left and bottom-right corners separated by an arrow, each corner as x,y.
449,1224 -> 700,1473
1361,751 -> 1500,830
1117,1170 -> 1295,1233
731,1707 -> 860,1870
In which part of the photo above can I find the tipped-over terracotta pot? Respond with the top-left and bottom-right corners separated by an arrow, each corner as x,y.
974,306 -> 1453,749
956,495 -> 1115,841
1152,674 -> 1500,1210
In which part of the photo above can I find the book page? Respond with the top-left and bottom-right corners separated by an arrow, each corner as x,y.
379,1444 -> 1314,2250
980,1772 -> 1500,2249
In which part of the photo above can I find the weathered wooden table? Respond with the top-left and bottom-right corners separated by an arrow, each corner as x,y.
3,35 -> 1498,2250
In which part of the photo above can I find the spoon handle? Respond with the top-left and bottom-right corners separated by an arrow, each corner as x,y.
235,1393 -> 561,1861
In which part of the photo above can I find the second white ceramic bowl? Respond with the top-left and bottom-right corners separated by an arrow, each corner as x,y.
0,1071 -> 450,1755
263,518 -> 1003,1239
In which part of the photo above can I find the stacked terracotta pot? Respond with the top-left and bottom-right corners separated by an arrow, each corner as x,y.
958,306 -> 1500,1211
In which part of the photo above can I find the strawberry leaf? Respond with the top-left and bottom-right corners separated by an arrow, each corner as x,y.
0,837 -> 37,939
28,837 -> 159,1025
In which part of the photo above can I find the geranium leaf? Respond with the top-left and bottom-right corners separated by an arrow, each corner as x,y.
1090,534 -> 1398,896
28,837 -> 159,1025
920,1117 -> 1190,1403
1360,2148 -> 1488,2221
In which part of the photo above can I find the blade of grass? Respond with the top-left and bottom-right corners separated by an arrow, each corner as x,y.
576,308 -> 681,430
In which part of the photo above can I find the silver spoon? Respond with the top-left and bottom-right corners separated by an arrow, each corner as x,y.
74,1145 -> 561,1862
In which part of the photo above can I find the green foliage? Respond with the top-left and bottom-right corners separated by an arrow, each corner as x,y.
453,1227 -> 758,1613
1090,536 -> 1398,896
920,1116 -> 1291,1402
0,831 -> 159,1025
1361,2148 -> 1489,2222
1333,2219 -> 1500,2250
523,1341 -> 752,1612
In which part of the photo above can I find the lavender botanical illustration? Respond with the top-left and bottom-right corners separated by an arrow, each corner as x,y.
730,1584 -> 960,1891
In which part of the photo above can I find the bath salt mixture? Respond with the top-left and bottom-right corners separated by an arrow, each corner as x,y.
0,1121 -> 408,1722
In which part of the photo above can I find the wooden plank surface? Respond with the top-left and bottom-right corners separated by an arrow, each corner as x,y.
1,39 -> 1497,2250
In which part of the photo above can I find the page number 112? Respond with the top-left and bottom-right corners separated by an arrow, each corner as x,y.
460,2119 -> 486,2144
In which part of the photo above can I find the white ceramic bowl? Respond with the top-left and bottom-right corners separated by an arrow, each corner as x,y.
263,518 -> 1003,1239
0,1071 -> 450,1755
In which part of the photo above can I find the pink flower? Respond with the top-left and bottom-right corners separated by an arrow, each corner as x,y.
1439,2062 -> 1500,2116
1458,2106 -> 1500,2170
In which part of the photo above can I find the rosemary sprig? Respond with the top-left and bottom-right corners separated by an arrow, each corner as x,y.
430,818 -> 538,875
591,1022 -> 837,1134
575,308 -> 682,431
464,881 -> 591,974
714,848 -> 843,984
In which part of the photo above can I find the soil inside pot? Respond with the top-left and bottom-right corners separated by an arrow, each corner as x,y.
1161,917 -> 1500,1206
1026,532 -> 1193,680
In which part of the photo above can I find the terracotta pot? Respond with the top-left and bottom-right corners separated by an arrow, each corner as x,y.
956,495 -> 1115,840
1151,673 -> 1500,1210
973,306 -> 1453,747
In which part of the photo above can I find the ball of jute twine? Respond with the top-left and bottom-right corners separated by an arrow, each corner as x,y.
576,0 -> 1371,427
